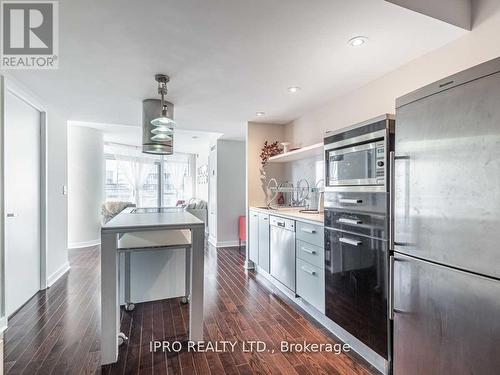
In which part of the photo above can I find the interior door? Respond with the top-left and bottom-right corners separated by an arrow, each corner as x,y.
5,91 -> 41,317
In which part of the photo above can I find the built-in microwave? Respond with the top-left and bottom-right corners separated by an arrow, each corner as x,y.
324,117 -> 394,188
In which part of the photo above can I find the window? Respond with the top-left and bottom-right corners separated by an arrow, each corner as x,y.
104,143 -> 195,208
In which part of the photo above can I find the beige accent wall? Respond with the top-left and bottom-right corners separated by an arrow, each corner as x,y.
246,122 -> 286,208
285,0 -> 500,146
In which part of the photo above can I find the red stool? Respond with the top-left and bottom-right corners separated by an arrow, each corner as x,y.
238,216 -> 246,250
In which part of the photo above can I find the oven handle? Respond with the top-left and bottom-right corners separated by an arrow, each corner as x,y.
339,237 -> 362,246
338,218 -> 362,225
339,198 -> 363,204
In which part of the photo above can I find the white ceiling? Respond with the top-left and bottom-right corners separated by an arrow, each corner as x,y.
9,0 -> 466,139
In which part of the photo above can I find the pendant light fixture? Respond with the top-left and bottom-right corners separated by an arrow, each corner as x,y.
142,74 -> 176,155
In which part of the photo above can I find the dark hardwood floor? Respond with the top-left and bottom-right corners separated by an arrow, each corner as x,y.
4,245 -> 375,375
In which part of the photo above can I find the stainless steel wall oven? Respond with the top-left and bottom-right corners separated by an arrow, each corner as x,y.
323,115 -> 395,362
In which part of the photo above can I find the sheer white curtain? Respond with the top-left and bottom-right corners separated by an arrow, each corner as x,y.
116,155 -> 155,206
165,160 -> 187,202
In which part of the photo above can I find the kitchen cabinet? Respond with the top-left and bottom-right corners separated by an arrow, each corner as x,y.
258,213 -> 270,272
249,210 -> 259,263
296,259 -> 325,313
249,209 -> 270,271
295,221 -> 325,313
296,221 -> 324,247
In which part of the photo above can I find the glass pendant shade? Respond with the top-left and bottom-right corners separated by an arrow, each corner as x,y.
151,133 -> 172,141
151,126 -> 173,135
150,115 -> 177,127
142,98 -> 174,155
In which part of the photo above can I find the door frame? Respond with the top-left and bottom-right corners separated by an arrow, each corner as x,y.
2,76 -> 49,298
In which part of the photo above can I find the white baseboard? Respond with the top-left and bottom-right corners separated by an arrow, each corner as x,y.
47,261 -> 71,287
208,238 -> 245,248
68,239 -> 100,249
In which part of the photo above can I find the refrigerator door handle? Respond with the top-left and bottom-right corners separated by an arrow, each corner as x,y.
389,254 -> 395,320
389,151 -> 395,251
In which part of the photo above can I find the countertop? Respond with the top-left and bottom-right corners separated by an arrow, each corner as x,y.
250,206 -> 324,225
102,207 -> 204,233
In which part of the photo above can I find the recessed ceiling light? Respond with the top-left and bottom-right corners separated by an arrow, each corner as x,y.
288,86 -> 301,93
348,36 -> 368,47
256,112 -> 265,117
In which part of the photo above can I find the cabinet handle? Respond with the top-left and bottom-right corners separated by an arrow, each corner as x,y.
338,218 -> 362,225
339,237 -> 362,246
339,198 -> 362,204
301,266 -> 316,276
301,247 -> 316,255
301,228 -> 316,234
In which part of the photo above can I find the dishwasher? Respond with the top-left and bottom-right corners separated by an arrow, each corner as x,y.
270,215 -> 296,292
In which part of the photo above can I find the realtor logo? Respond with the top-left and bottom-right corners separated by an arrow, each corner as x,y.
1,1 -> 58,69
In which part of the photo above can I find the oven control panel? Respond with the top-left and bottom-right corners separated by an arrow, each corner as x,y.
375,141 -> 385,184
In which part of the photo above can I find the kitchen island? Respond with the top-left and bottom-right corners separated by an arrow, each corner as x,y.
100,208 -> 205,365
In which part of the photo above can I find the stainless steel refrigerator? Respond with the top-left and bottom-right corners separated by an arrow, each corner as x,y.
391,58 -> 500,374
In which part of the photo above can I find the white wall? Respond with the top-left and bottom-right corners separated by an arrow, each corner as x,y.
208,139 -> 246,247
46,111 -> 70,284
68,126 -> 104,248
285,0 -> 500,145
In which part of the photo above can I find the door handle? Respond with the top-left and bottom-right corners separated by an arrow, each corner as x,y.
301,266 -> 316,276
300,228 -> 316,234
6,213 -> 15,218
339,198 -> 362,204
338,218 -> 362,225
301,247 -> 316,255
339,237 -> 362,246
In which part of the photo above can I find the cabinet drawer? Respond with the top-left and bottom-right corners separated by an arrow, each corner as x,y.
296,240 -> 324,269
296,221 -> 323,247
296,259 -> 325,313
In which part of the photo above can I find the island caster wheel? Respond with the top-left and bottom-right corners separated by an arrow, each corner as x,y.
125,302 -> 135,312
180,296 -> 189,304
118,332 -> 128,346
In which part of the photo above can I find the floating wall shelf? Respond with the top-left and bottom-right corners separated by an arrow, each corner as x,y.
267,142 -> 324,163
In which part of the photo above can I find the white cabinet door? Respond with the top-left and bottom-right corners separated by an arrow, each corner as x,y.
248,211 -> 259,263
257,213 -> 270,272
5,91 -> 41,317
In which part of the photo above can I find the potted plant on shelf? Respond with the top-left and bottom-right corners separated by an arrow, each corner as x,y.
259,141 -> 282,166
